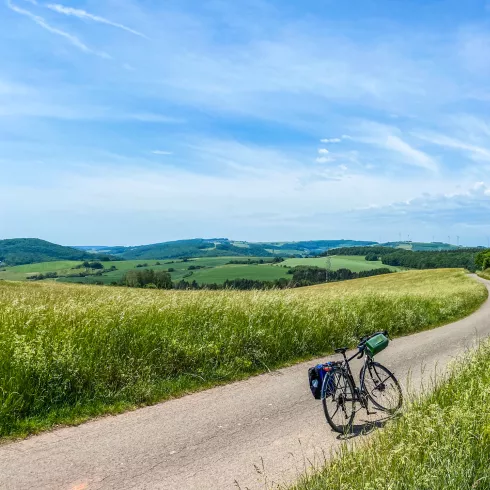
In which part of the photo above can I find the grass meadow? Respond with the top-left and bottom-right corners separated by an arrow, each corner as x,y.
0,269 -> 486,438
278,256 -> 401,272
291,339 -> 490,490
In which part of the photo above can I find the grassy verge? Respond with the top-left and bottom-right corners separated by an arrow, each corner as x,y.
291,339 -> 490,490
479,269 -> 490,280
0,269 -> 487,439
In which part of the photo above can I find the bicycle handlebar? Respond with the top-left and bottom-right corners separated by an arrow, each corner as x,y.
358,330 -> 389,349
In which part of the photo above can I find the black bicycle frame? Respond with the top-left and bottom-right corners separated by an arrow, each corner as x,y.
336,347 -> 369,402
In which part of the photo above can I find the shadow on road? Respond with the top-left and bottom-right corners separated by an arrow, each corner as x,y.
337,411 -> 396,440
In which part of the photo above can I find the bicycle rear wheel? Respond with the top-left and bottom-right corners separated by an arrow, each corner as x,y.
322,368 -> 356,433
361,361 -> 402,413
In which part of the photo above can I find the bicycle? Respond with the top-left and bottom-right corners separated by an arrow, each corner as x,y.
321,330 -> 403,433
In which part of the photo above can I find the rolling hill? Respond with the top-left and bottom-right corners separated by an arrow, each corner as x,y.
0,239 -> 112,266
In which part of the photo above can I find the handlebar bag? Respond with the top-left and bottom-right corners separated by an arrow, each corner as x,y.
366,333 -> 389,357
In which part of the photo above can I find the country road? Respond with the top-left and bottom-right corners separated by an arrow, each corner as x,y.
1,275 -> 490,490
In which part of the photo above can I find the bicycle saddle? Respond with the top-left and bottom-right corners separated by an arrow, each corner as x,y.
334,347 -> 348,354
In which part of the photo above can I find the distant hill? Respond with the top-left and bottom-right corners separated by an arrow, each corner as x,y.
73,238 -> 378,260
0,239 -> 113,266
381,241 -> 459,251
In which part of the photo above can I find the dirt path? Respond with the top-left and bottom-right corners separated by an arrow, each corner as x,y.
1,276 -> 489,490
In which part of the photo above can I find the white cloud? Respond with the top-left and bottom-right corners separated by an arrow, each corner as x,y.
320,138 -> 341,143
318,148 -> 329,154
315,156 -> 334,164
130,113 -> 185,124
351,182 -> 490,231
46,4 -> 148,39
151,150 -> 172,155
355,122 -> 438,173
6,0 -> 111,58
384,134 -> 438,172
414,132 -> 490,162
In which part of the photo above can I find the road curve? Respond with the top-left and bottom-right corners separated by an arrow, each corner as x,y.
1,276 -> 490,490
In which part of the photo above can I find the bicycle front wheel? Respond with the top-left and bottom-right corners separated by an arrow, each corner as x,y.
361,361 -> 402,413
322,368 -> 356,434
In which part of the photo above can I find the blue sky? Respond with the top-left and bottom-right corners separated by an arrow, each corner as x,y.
1,0 -> 490,246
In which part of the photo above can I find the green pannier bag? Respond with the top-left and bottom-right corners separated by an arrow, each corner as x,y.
366,334 -> 389,357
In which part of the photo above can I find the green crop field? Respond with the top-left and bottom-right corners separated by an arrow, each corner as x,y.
0,269 -> 485,439
0,261 -> 81,281
1,257 -> 283,285
182,264 -> 291,284
278,256 -> 400,272
292,339 -> 490,490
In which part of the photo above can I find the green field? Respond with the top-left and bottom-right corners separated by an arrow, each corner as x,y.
0,255 -> 400,286
181,264 -> 291,284
292,339 -> 490,490
0,261 -> 81,281
0,269 -> 485,439
1,257 -> 286,285
278,255 -> 400,272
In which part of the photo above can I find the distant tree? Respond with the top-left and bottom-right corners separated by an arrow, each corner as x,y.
155,271 -> 172,289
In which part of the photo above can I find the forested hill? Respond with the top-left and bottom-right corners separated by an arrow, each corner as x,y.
0,239 -> 112,266
74,239 -> 377,260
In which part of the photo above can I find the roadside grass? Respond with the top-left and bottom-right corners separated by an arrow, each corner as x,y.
0,269 -> 486,439
290,339 -> 490,490
479,269 -> 490,280
278,256 -> 401,272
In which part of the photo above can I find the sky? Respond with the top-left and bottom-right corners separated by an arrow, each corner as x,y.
1,0 -> 490,246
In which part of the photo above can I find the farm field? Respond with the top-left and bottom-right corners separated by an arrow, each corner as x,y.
0,255 -> 395,286
0,269 -> 486,439
0,261 -> 81,281
278,255 -> 401,272
58,257 -> 240,285
292,339 -> 490,490
1,257 -> 284,285
180,263 -> 290,284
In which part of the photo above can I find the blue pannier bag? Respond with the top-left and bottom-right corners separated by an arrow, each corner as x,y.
308,362 -> 335,400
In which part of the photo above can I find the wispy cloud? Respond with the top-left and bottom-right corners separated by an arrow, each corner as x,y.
130,113 -> 185,124
46,4 -> 148,39
414,129 -> 490,163
320,138 -> 341,143
355,122 -> 438,173
6,0 -> 110,58
151,150 -> 173,155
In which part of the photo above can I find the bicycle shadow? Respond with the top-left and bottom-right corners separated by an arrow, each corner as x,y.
337,411 -> 396,440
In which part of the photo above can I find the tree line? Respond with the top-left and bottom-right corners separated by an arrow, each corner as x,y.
476,250 -> 490,271
320,247 -> 484,272
118,265 -> 392,291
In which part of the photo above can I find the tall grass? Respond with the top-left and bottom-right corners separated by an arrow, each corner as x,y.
0,269 -> 486,438
479,269 -> 490,280
291,339 -> 490,490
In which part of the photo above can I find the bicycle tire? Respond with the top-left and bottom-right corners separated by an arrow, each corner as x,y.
322,367 -> 356,433
360,361 -> 402,413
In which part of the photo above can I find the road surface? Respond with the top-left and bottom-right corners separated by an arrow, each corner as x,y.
1,276 -> 489,490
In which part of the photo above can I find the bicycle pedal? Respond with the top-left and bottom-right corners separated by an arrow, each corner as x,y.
366,410 -> 377,415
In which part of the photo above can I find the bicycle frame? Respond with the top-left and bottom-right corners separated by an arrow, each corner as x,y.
335,347 -> 371,407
